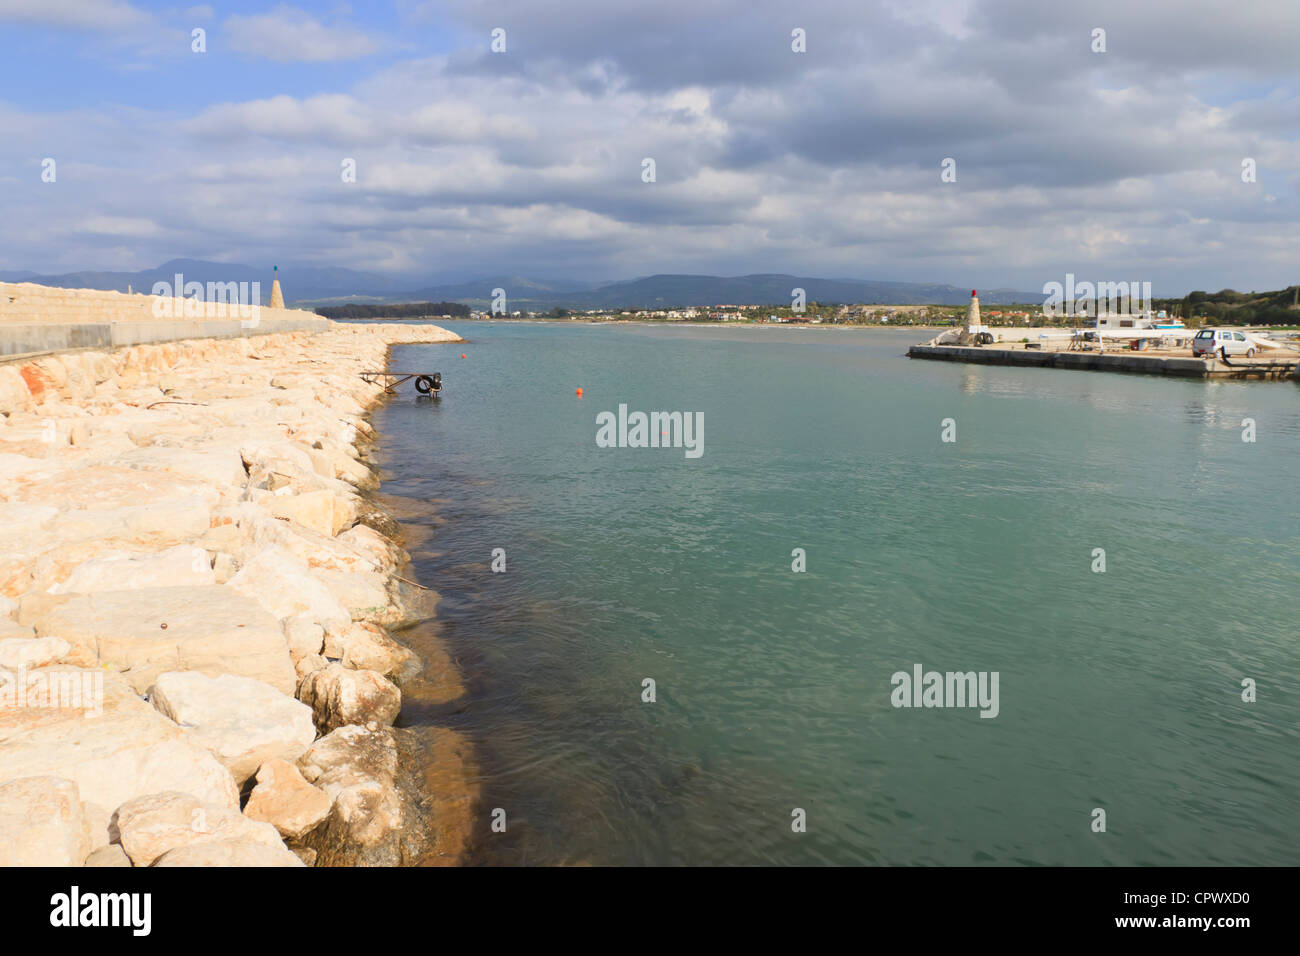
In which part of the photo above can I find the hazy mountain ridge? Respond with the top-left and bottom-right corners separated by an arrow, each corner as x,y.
3,260 -> 1042,308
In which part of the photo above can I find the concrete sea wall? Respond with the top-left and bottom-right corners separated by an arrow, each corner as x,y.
908,343 -> 1300,380
908,343 -> 1213,376
0,281 -> 331,357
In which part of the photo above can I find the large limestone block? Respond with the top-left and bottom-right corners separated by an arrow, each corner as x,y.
323,622 -> 416,681
226,546 -> 348,627
0,636 -> 70,669
268,489 -> 358,537
297,725 -> 404,866
296,663 -> 400,733
0,670 -> 238,824
46,496 -> 212,551
313,568 -> 398,625
285,620 -> 324,663
0,620 -> 33,642
0,366 -> 33,415
149,672 -> 316,785
23,586 -> 295,695
307,445 -> 375,488
0,452 -> 60,489
10,465 -> 215,513
0,776 -> 92,866
17,361 -> 61,403
125,420 -> 205,447
241,440 -> 314,476
337,524 -> 406,572
104,445 -> 248,487
51,545 -> 215,594
152,838 -> 304,867
84,844 -> 131,867
114,791 -> 285,866
0,503 -> 57,541
231,510 -> 384,575
243,758 -> 332,840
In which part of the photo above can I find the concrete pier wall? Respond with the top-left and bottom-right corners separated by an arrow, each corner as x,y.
0,281 -> 330,358
907,343 -> 1300,381
908,344 -> 1211,376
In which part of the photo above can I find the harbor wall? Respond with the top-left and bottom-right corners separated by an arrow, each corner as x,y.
908,343 -> 1300,380
0,282 -> 330,357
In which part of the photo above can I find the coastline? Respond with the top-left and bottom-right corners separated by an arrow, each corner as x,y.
0,320 -> 473,866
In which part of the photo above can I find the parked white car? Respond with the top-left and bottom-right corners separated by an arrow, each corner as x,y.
1192,328 -> 1256,358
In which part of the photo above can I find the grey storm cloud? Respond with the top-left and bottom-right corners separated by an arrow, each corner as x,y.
2,0 -> 1299,292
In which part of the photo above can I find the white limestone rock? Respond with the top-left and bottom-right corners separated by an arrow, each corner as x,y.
50,544 -> 215,594
243,758 -> 333,840
152,837 -> 305,867
314,568 -> 398,625
267,490 -> 359,538
84,844 -> 131,867
0,636 -> 70,669
226,547 -> 349,629
0,670 -> 239,829
296,724 -> 405,866
0,776 -> 92,866
21,586 -> 295,695
296,663 -> 400,733
322,622 -> 417,681
149,672 -> 317,785
284,619 -> 325,663
0,620 -> 38,641
114,790 -> 285,867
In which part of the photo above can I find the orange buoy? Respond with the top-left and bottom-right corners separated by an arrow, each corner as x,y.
576,387 -> 583,397
461,353 -> 466,358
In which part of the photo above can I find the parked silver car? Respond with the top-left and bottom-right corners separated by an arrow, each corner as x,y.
1192,328 -> 1256,358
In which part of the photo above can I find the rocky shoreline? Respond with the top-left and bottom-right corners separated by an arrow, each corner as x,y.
0,322 -> 471,866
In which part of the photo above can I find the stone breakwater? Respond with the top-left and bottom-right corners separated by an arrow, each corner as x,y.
0,322 -> 470,867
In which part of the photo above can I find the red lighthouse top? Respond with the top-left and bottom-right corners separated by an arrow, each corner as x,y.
971,289 -> 978,297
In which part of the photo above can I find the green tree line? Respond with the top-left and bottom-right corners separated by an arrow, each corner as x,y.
1152,287 -> 1300,326
315,301 -> 471,319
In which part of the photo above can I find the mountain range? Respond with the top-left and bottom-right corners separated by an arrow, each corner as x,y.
0,259 -> 1043,309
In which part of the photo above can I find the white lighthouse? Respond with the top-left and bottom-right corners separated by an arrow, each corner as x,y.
966,289 -> 981,333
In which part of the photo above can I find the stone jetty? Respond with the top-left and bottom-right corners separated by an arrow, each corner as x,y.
0,308 -> 469,867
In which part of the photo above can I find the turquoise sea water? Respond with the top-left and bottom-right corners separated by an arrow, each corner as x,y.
373,322 -> 1300,866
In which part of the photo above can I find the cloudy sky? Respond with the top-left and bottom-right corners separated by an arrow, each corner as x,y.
1,0 -> 1298,294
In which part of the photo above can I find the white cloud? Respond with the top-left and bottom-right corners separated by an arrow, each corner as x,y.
80,216 -> 165,237
3,0 -> 1300,292
0,0 -> 150,30
224,5 -> 381,62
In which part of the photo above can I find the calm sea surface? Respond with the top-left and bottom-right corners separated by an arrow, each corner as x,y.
372,321 -> 1300,866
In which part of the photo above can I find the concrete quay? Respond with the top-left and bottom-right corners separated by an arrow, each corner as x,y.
907,343 -> 1300,381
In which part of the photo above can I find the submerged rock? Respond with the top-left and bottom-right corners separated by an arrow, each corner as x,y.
296,725 -> 406,866
354,508 -> 403,542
